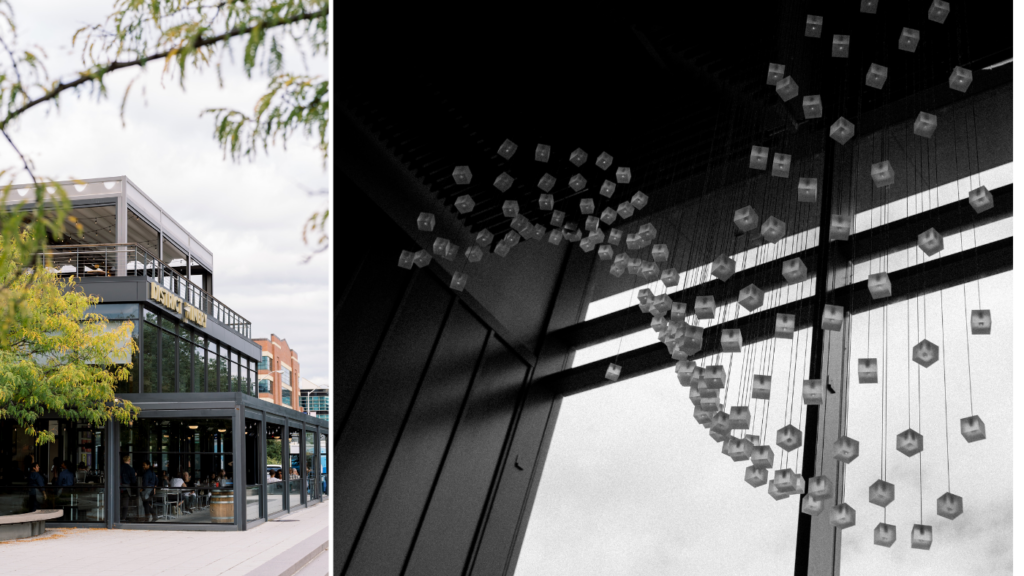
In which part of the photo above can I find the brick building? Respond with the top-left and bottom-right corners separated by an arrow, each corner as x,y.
255,334 -> 300,410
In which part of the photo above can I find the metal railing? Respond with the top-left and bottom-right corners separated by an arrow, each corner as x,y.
38,243 -> 252,338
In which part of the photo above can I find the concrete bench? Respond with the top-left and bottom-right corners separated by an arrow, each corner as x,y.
0,510 -> 64,541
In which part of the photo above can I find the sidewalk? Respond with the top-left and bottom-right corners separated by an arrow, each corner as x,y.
1,499 -> 329,576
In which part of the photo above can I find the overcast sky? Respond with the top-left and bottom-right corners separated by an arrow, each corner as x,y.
9,3 -> 330,385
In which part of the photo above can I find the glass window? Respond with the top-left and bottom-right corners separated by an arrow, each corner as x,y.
244,419 -> 262,522
160,330 -> 176,393
305,431 -> 317,500
259,379 -> 272,394
231,361 -> 240,393
142,321 -> 159,393
119,418 -> 233,524
265,423 -> 285,515
88,303 -> 140,321
192,344 -> 205,393
160,316 -> 176,331
282,389 -> 291,407
144,307 -> 158,325
218,351 -> 230,394
259,355 -> 271,371
281,366 -> 292,388
178,334 -> 192,393
114,319 -> 140,394
288,429 -> 302,507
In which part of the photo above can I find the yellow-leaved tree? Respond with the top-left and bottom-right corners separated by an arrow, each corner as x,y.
0,233 -> 139,445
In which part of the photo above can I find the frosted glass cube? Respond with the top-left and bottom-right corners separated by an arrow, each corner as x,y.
688,387 -> 702,405
803,95 -> 822,119
510,215 -> 531,234
937,492 -> 963,520
703,365 -> 726,389
534,143 -> 550,163
625,234 -> 642,250
709,411 -> 731,434
805,15 -> 823,38
777,425 -> 803,452
697,380 -> 718,399
693,405 -> 714,425
776,76 -> 799,102
729,406 -> 752,430
454,194 -> 475,214
734,205 -> 760,232
397,250 -> 415,269
504,230 -> 521,247
774,469 -> 798,493
432,237 -> 450,256
450,272 -> 468,292
615,167 -> 632,184
808,475 -> 834,499
497,138 -> 517,160
868,479 -> 895,507
775,313 -> 795,339
538,173 -> 557,192
750,145 -> 769,170
802,379 -> 823,405
781,257 -> 807,284
738,284 -> 765,312
771,153 -> 792,178
675,358 -> 695,377
750,445 -> 775,469
794,476 -> 807,495
627,257 -> 642,275
616,202 -> 635,220
608,228 -> 623,245
858,358 -> 878,383
651,244 -> 669,262
829,214 -> 852,241
569,147 -> 588,167
548,229 -> 564,246
767,63 -> 785,85
681,325 -> 704,355
595,151 -> 613,170
912,339 -> 939,367
867,272 -> 892,299
865,63 -> 887,89
584,215 -> 600,232
711,254 -> 736,282
761,216 -> 786,243
412,249 -> 431,268
578,237 -> 597,253
968,185 -> 993,213
860,0 -> 877,13
530,222 -> 548,239
631,191 -> 649,210
550,210 -> 565,227
768,480 -> 791,501
493,240 -> 510,257
928,0 -> 949,23
746,466 -> 769,488
874,523 -> 897,547
709,428 -> 728,443
473,229 -> 493,248
914,111 -> 937,137
465,245 -> 484,263
538,193 -> 554,211
650,294 -> 672,317
801,495 -> 825,516
598,208 -> 617,226
834,436 -> 860,463
638,223 -> 658,242
970,309 -> 992,335
721,329 -> 743,352
694,295 -> 716,319
832,35 -> 850,58
589,230 -> 605,248
752,375 -> 772,400
723,437 -> 751,461
960,415 -> 986,443
494,172 -> 514,192
829,504 -> 856,529
579,198 -> 595,214
822,304 -> 844,331
798,177 -> 818,203
417,212 -> 436,232
949,66 -> 972,92
670,302 -> 688,322
597,245 -> 614,261
639,261 -> 660,282
599,179 -> 616,198
896,428 -> 924,457
605,363 -> 622,381
900,27 -> 921,52
452,165 -> 473,185
661,267 -> 681,288
565,229 -> 583,243
502,200 -> 520,218
871,160 -> 895,188
569,174 -> 587,192
829,117 -> 855,144
444,243 -> 462,261
910,524 -> 933,550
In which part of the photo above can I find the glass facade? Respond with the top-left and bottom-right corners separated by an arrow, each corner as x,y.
266,422 -> 285,516
259,355 -> 271,370
288,428 -> 302,508
300,395 -> 329,411
258,379 -> 272,394
282,389 -> 292,407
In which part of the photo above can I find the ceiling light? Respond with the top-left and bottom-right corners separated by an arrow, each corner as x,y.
218,429 -> 226,432
188,425 -> 198,429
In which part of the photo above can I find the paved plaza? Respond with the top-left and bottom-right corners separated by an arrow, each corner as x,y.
0,499 -> 328,576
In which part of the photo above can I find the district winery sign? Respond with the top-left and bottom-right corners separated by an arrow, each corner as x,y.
149,282 -> 208,328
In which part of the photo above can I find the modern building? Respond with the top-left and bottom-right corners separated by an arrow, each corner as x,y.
255,335 -> 301,410
298,378 -> 329,423
339,11 -> 1012,576
0,176 -> 327,531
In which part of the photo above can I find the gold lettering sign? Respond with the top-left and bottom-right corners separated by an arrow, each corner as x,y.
148,282 -> 207,328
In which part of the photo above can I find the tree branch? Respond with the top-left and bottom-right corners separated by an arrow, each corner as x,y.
0,6 -> 327,130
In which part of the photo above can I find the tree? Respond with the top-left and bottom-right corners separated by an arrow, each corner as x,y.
0,233 -> 139,445
0,0 -> 330,259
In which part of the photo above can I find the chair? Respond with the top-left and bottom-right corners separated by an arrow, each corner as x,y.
166,490 -> 181,518
152,490 -> 168,520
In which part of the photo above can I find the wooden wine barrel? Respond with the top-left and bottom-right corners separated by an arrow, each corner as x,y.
210,489 -> 234,524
